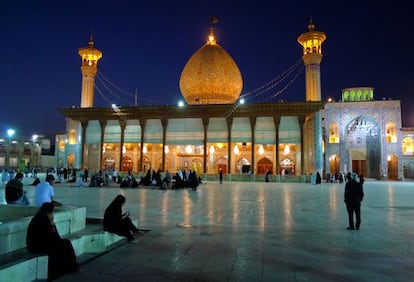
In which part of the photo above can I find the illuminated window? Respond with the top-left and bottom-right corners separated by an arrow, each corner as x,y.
329,123 -> 340,143
402,137 -> 414,155
68,130 -> 76,145
386,123 -> 397,143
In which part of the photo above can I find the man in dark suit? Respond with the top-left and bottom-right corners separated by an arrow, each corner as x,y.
344,173 -> 364,230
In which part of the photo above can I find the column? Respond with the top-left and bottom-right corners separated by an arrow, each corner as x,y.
119,120 -> 126,172
81,121 -> 88,170
139,119 -> 146,172
250,116 -> 256,174
298,117 -> 305,175
273,116 -> 281,174
161,119 -> 168,171
202,118 -> 209,174
226,117 -> 233,175
313,111 -> 323,173
99,120 -> 107,170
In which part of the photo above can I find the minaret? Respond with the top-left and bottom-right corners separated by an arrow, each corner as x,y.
297,19 -> 326,101
78,35 -> 102,108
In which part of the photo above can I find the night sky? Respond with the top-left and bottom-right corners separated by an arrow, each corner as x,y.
1,1 -> 413,141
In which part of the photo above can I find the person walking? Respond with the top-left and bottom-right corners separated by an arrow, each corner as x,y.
344,173 -> 364,230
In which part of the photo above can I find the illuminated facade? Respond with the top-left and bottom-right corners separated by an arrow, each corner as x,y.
324,87 -> 406,180
56,21 -> 411,181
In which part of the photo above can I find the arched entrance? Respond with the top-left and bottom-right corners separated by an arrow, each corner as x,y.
329,154 -> 340,176
103,156 -> 115,171
236,157 -> 251,174
122,156 -> 133,172
191,158 -> 202,174
216,157 -> 227,174
257,157 -> 273,175
67,153 -> 75,169
280,157 -> 295,175
387,154 -> 398,180
346,117 -> 381,178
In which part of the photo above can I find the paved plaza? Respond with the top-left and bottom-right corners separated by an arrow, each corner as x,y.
2,177 -> 414,282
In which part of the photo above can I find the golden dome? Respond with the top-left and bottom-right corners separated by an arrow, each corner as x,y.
179,28 -> 243,104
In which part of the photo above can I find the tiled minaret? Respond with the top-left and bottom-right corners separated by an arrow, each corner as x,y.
297,20 -> 326,174
78,36 -> 102,108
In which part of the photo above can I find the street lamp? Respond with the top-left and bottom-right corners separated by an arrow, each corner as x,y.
31,134 -> 38,168
5,129 -> 15,169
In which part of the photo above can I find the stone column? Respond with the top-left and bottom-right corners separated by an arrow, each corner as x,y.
161,119 -> 168,171
119,120 -> 126,172
298,117 -> 305,175
313,111 -> 323,174
99,120 -> 107,171
226,117 -> 233,175
273,116 -> 281,174
202,118 -> 209,174
80,121 -> 88,170
139,119 -> 146,172
250,116 -> 256,174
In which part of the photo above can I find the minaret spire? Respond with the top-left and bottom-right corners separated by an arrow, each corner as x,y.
297,19 -> 326,101
78,35 -> 102,108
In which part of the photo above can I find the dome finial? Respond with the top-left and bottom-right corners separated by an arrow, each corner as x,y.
88,28 -> 94,48
308,16 -> 315,31
208,16 -> 218,45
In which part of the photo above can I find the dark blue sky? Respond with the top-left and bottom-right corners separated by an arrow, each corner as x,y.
1,1 -> 413,140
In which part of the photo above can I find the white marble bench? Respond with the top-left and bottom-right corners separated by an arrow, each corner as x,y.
0,204 -> 86,256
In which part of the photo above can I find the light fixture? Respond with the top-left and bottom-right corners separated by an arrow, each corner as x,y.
283,144 -> 290,155
186,145 -> 192,154
164,145 -> 169,154
122,145 -> 126,154
233,145 -> 239,155
7,129 -> 15,138
143,145 -> 147,154
258,145 -> 264,155
209,145 -> 215,154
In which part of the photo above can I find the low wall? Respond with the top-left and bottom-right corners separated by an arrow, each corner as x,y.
0,204 -> 86,255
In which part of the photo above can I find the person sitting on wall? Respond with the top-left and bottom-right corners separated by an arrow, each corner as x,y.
5,172 -> 30,205
26,202 -> 79,280
103,195 -> 139,242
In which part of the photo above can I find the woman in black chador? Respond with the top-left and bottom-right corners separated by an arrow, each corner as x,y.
26,202 -> 78,281
103,195 -> 139,242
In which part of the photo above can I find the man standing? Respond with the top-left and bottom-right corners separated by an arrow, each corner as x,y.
218,168 -> 223,184
5,172 -> 30,205
344,173 -> 364,230
35,174 -> 56,206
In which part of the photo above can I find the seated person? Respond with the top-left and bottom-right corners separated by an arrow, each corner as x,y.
5,172 -> 30,205
103,195 -> 139,242
26,202 -> 78,280
35,174 -> 61,207
30,177 -> 40,186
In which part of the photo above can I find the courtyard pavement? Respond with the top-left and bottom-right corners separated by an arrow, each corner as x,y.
2,176 -> 414,281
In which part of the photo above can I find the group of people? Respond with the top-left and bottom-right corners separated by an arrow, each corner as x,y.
5,172 -> 58,207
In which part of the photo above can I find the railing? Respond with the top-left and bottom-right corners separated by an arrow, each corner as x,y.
202,174 -> 310,183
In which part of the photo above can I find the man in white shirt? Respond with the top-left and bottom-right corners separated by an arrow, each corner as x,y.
35,174 -> 56,206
